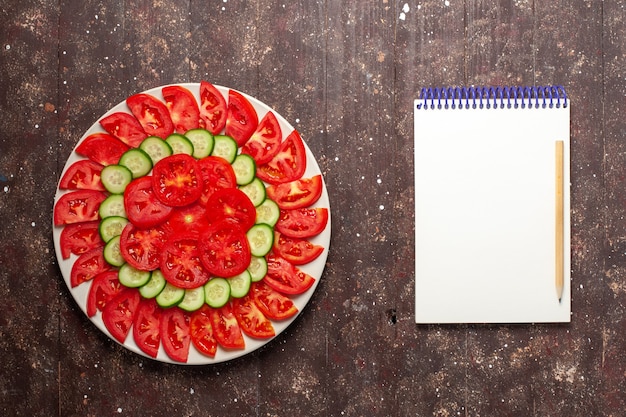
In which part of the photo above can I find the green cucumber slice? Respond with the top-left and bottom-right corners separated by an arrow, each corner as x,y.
240,178 -> 266,207
103,235 -> 125,267
165,133 -> 194,155
118,263 -> 151,288
118,148 -> 153,178
185,128 -> 214,159
255,198 -> 280,226
211,135 -> 238,163
99,216 -> 129,243
178,287 -> 206,312
156,282 -> 185,308
248,256 -> 268,282
204,278 -> 230,308
228,270 -> 252,299
139,269 -> 167,299
139,136 -> 173,165
100,164 -> 132,194
99,194 -> 126,219
231,154 -> 256,185
246,223 -> 274,257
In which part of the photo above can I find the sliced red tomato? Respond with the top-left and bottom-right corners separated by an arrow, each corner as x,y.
199,220 -> 251,278
190,304 -> 218,358
124,176 -> 173,228
99,111 -> 148,147
208,304 -> 245,349
273,231 -> 324,265
59,220 -> 103,259
264,252 -> 315,295
162,85 -> 200,134
166,203 -> 210,235
102,288 -> 141,344
160,307 -> 191,363
232,295 -> 275,339
204,188 -> 256,231
120,223 -> 170,271
197,156 -> 237,205
59,160 -> 105,191
132,298 -> 162,358
250,281 -> 299,320
256,130 -> 307,185
54,190 -> 108,226
75,132 -> 129,166
198,81 -> 227,135
275,207 -> 329,239
225,89 -> 258,146
151,154 -> 203,207
266,175 -> 323,210
87,270 -> 123,317
160,233 -> 211,289
70,246 -> 110,287
126,93 -> 174,139
241,111 -> 282,165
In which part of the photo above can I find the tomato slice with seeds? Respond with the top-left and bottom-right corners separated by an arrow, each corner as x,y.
256,129 -> 307,185
163,85 -> 200,134
120,223 -> 170,271
199,80 -> 227,135
133,298 -> 162,358
266,175 -> 323,210
99,112 -> 148,148
102,288 -> 141,344
75,132 -> 130,166
250,281 -> 299,320
190,304 -> 218,358
225,89 -> 258,146
70,246 -> 110,288
208,304 -> 245,349
59,160 -> 105,191
204,187 -> 256,231
54,190 -> 108,226
264,252 -> 316,295
166,203 -> 210,235
59,220 -> 103,259
160,233 -> 211,289
127,93 -> 174,139
241,111 -> 282,165
124,176 -> 173,229
197,156 -> 237,205
151,154 -> 203,207
160,307 -> 191,363
199,220 -> 251,278
232,295 -> 275,339
275,207 -> 329,239
273,231 -> 324,265
87,270 -> 123,317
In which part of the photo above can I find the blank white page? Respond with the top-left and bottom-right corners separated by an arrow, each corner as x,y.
414,89 -> 570,324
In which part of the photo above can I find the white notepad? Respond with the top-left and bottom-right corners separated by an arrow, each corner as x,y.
414,86 -> 571,324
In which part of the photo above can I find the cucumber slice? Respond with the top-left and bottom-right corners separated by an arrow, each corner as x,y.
255,198 -> 280,226
103,235 -> 125,267
99,216 -> 129,243
156,282 -> 186,308
231,154 -> 256,185
118,263 -> 151,288
228,270 -> 252,299
240,178 -> 266,207
246,223 -> 274,257
185,128 -> 214,159
99,194 -> 126,219
119,148 -> 153,178
166,133 -> 194,155
178,287 -> 206,312
204,278 -> 230,308
139,269 -> 167,299
211,135 -> 238,163
140,136 -> 173,165
248,256 -> 268,282
100,164 -> 133,194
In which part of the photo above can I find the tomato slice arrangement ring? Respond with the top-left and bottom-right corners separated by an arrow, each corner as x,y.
52,83 -> 331,365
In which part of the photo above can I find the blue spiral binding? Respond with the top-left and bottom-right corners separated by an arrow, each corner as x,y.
416,85 -> 568,110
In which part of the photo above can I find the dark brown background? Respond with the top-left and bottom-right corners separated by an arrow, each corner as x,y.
1,1 -> 624,416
